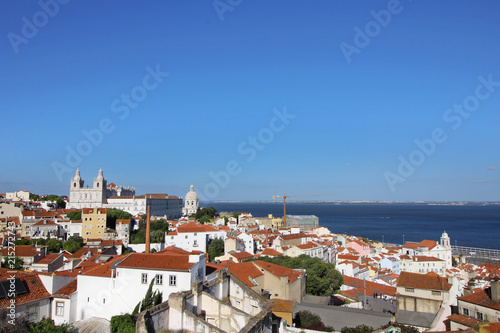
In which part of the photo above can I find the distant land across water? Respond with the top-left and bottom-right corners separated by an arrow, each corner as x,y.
205,202 -> 500,250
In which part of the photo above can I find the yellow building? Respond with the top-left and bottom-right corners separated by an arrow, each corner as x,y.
81,208 -> 107,241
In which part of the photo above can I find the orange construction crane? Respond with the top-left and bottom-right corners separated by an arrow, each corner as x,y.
272,193 -> 334,228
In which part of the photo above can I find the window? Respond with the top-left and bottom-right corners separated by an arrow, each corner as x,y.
463,308 -> 469,316
156,274 -> 163,285
476,312 -> 483,321
185,235 -> 188,239
169,275 -> 176,286
28,304 -> 38,321
405,288 -> 414,293
142,273 -> 148,284
194,240 -> 198,247
432,290 -> 441,296
56,302 -> 64,316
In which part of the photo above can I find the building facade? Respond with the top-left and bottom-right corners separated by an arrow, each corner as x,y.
68,169 -> 182,218
182,185 -> 199,216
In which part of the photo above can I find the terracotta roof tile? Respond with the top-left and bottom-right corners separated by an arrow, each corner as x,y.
36,253 -> 62,264
0,269 -> 51,308
177,222 -> 219,233
117,253 -> 195,271
253,260 -> 304,284
227,262 -> 263,287
397,271 -> 452,291
447,314 -> 480,327
457,286 -> 500,310
261,248 -> 283,256
0,245 -> 42,258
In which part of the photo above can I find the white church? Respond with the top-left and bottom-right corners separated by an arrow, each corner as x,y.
67,168 -> 195,219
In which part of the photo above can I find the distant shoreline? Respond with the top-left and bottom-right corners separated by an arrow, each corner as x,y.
203,201 -> 500,206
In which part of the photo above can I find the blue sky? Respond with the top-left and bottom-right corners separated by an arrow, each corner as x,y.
1,1 -> 499,202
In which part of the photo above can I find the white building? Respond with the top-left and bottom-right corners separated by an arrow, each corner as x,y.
76,250 -> 207,321
285,241 -> 324,260
380,256 -> 401,275
165,222 -> 226,253
5,190 -> 30,202
68,169 -> 182,218
400,255 -> 447,276
182,185 -> 199,216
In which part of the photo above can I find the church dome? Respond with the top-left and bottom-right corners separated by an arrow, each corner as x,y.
185,185 -> 199,201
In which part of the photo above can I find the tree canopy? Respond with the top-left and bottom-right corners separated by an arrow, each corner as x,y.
294,310 -> 334,332
248,254 -> 343,296
130,219 -> 169,244
208,238 -> 225,261
192,206 -> 218,223
67,211 -> 82,221
46,239 -> 63,253
107,209 -> 133,230
110,314 -> 135,333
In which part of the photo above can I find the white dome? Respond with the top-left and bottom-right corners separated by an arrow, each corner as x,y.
185,185 -> 199,201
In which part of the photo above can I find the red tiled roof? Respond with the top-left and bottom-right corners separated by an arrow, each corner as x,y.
342,275 -> 396,297
231,252 -> 254,261
338,254 -> 360,261
68,246 -> 100,259
261,248 -> 283,256
157,245 -> 191,255
36,253 -> 62,264
457,286 -> 500,310
447,314 -> 480,327
412,255 -> 444,262
280,233 -> 309,241
177,222 -> 219,233
82,208 -> 107,214
417,239 -> 437,250
100,239 -> 122,247
397,271 -> 452,291
0,245 -> 42,258
117,253 -> 195,271
253,260 -> 304,284
227,262 -> 264,287
0,269 -> 51,308
297,242 -> 319,250
32,219 -> 58,226
403,242 -> 419,249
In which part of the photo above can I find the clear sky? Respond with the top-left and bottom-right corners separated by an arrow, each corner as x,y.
1,1 -> 499,202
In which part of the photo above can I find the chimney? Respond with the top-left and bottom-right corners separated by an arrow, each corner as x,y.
491,279 -> 500,302
145,205 -> 151,254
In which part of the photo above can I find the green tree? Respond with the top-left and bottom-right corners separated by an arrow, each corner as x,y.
1,257 -> 24,270
46,239 -> 63,253
14,239 -> 31,245
55,197 -> 66,209
63,240 -> 81,253
198,214 -> 212,224
132,278 -> 163,315
107,209 -> 133,230
110,314 -> 135,333
195,207 -> 217,219
232,212 -> 242,219
28,317 -> 73,333
377,323 -> 419,333
67,235 -> 84,247
295,310 -> 334,332
67,211 -> 82,221
208,238 -> 225,261
247,255 -> 343,296
340,325 -> 373,333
